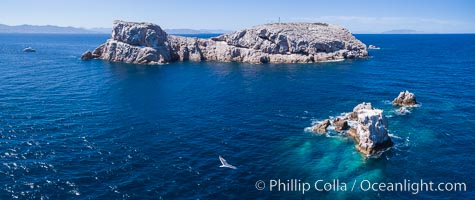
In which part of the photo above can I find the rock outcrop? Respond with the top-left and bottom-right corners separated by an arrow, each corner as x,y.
81,50 -> 93,60
392,90 -> 417,106
82,20 -> 368,64
353,107 -> 393,155
333,117 -> 349,132
310,102 -> 393,156
83,21 -> 171,64
313,119 -> 330,133
349,102 -> 373,120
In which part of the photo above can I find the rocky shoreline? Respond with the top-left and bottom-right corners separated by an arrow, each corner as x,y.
82,20 -> 368,64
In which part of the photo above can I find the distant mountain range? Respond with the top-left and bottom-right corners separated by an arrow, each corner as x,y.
87,27 -> 113,34
0,24 -> 104,34
0,23 -> 231,34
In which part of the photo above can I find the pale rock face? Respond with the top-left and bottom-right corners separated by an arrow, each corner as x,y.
215,23 -> 366,56
349,102 -> 373,120
82,20 -> 368,64
111,20 -> 168,47
168,36 -> 214,62
88,21 -> 172,64
354,108 -> 393,155
353,102 -> 373,112
93,39 -> 171,64
313,119 -> 331,133
392,90 -> 417,106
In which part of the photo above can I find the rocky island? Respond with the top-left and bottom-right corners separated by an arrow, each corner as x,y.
312,102 -> 393,156
82,20 -> 368,64
392,90 -> 418,106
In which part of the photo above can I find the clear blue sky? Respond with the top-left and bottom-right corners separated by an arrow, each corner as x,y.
1,0 -> 474,33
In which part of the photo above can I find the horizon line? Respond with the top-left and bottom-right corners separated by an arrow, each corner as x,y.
1,22 -> 474,34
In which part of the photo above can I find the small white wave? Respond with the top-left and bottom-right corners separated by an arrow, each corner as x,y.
394,107 -> 411,115
325,134 -> 343,138
303,127 -> 314,133
71,190 -> 80,196
309,119 -> 322,126
365,146 -> 392,159
388,133 -> 402,139
25,183 -> 34,189
410,103 -> 422,107
321,58 -> 345,62
399,104 -> 421,109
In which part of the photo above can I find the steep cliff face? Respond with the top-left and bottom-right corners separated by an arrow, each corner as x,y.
354,107 -> 393,155
90,21 -> 171,64
83,20 -> 368,64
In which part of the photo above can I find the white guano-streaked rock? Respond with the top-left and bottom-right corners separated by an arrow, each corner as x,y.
354,108 -> 393,155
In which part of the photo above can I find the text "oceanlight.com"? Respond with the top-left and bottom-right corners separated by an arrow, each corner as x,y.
254,179 -> 467,194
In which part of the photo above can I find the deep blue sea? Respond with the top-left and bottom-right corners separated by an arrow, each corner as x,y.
0,33 -> 474,199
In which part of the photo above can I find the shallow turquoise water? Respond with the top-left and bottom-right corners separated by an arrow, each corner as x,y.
0,33 -> 474,199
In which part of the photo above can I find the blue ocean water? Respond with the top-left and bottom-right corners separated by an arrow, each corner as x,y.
171,34 -> 222,38
0,33 -> 474,199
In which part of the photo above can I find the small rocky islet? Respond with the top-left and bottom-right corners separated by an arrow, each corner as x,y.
392,90 -> 418,106
311,91 -> 418,157
81,20 -> 368,64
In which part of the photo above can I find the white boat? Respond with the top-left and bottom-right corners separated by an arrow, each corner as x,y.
368,45 -> 380,50
23,47 -> 36,52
